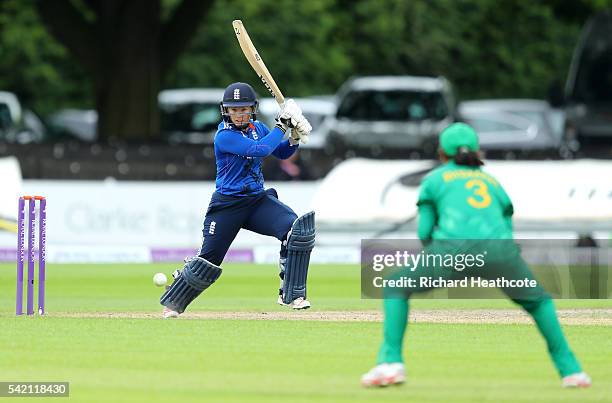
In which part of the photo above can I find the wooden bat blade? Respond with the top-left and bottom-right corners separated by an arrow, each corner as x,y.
232,20 -> 285,105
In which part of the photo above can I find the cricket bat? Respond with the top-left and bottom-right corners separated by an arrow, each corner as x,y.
233,20 -> 308,144
232,20 -> 285,106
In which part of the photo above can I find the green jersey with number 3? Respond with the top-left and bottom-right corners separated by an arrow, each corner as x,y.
417,161 -> 514,239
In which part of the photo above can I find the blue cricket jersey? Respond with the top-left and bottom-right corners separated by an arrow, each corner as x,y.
214,120 -> 298,196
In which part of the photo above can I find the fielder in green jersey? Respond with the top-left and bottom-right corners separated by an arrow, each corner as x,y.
361,123 -> 591,388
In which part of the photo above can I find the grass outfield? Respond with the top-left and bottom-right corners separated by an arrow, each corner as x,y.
1,263 -> 611,402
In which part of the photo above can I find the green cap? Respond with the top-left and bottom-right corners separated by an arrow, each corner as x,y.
439,123 -> 479,156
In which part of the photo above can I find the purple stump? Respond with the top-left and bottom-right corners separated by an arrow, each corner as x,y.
16,197 -> 25,316
38,197 -> 46,315
27,197 -> 35,315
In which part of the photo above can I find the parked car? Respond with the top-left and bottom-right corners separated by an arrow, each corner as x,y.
48,88 -> 226,144
0,91 -> 45,143
159,88 -> 225,145
47,88 -> 334,146
47,109 -> 97,142
458,99 -> 564,158
258,97 -> 336,149
325,76 -> 456,157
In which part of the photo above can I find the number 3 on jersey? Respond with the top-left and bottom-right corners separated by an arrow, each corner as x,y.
465,179 -> 491,209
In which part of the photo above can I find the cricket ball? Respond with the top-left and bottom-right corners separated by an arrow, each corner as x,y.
153,272 -> 168,287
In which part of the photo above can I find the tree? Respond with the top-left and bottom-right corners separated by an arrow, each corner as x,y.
1,0 -> 599,131
167,0 -> 353,99
0,0 -> 90,115
36,0 -> 214,142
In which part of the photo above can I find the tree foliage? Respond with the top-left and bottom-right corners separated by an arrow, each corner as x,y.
0,0 -> 91,114
154,0 -> 611,100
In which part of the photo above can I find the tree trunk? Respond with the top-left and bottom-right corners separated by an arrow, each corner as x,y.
37,0 -> 213,143
95,1 -> 161,142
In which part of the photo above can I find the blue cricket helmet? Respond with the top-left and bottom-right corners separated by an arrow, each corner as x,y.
220,82 -> 259,124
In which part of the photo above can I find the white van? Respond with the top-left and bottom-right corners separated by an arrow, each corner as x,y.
326,76 -> 455,157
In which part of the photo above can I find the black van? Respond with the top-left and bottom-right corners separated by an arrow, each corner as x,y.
563,11 -> 612,154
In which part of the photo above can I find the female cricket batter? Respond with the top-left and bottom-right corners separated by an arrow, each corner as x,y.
361,123 -> 591,388
160,82 -> 315,318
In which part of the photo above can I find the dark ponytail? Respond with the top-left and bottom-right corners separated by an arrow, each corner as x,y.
453,147 -> 483,167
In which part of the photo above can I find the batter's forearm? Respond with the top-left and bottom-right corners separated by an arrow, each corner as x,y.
272,140 -> 298,159
219,126 -> 285,157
